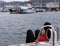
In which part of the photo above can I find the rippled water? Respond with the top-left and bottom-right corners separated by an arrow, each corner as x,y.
0,12 -> 60,46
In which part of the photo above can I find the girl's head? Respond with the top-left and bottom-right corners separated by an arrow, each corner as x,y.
43,22 -> 52,31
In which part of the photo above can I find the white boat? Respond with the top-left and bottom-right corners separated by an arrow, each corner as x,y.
22,8 -> 35,13
9,8 -> 23,14
20,5 -> 35,13
33,7 -> 47,12
8,25 -> 60,46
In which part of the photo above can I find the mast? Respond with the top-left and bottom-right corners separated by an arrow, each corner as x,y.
55,0 -> 56,3
41,0 -> 42,8
38,0 -> 39,7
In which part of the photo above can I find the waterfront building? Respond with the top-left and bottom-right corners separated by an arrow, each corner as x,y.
46,2 -> 59,11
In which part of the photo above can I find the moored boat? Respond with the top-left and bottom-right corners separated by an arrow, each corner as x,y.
9,8 -> 23,14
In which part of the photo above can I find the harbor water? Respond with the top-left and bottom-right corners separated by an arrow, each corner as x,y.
0,12 -> 60,46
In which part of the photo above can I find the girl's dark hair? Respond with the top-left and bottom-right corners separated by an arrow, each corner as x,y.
44,22 -> 51,25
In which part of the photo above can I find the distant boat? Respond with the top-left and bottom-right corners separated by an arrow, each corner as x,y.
32,0 -> 47,12
9,2 -> 35,14
32,6 -> 48,12
22,8 -> 35,13
9,8 -> 23,14
9,7 -> 35,14
20,3 -> 35,13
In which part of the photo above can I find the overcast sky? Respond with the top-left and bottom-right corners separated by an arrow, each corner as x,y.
3,0 -> 30,2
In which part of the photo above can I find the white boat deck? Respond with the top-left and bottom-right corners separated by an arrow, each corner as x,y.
8,42 -> 60,46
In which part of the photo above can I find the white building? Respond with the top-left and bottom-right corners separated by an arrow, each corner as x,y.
46,2 -> 59,8
46,2 -> 59,11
